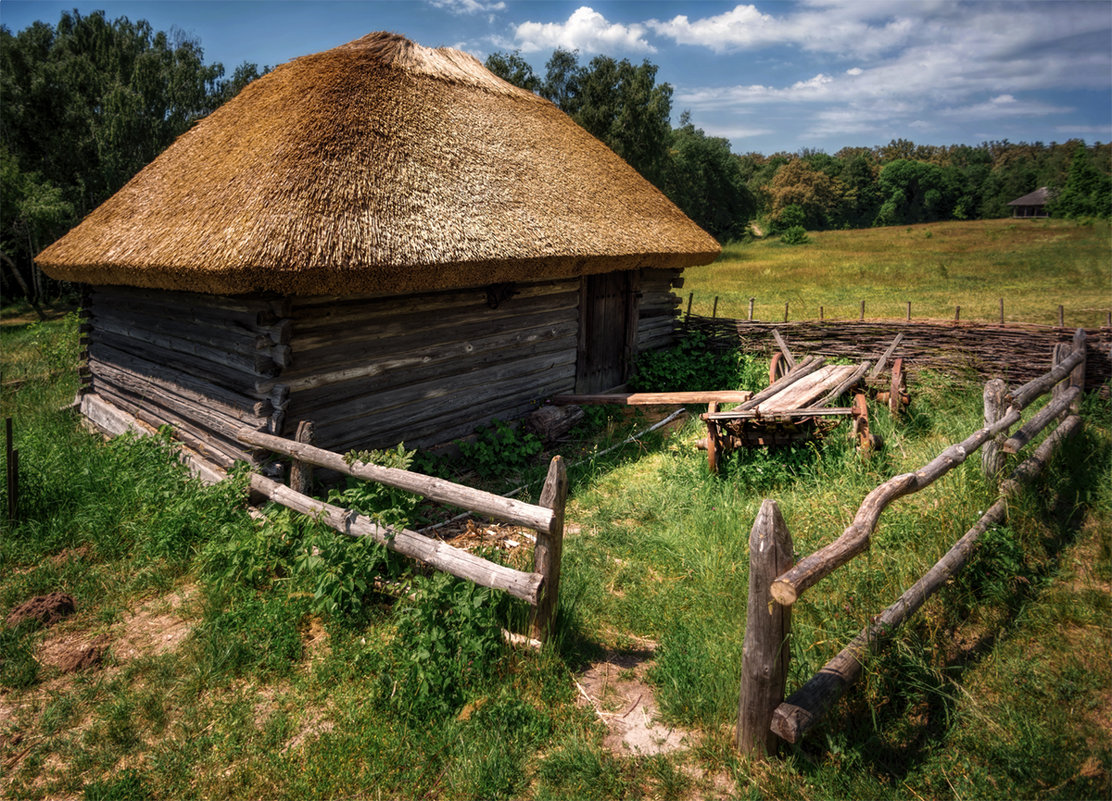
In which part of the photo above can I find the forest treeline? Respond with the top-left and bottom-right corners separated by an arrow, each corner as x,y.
1,12 -> 1108,304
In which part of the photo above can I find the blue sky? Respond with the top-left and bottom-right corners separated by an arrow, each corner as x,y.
3,1 -> 1110,155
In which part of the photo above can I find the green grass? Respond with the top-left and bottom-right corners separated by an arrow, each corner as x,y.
685,218 -> 1112,328
1,295 -> 1109,799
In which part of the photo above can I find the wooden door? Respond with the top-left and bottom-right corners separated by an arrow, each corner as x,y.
575,270 -> 641,393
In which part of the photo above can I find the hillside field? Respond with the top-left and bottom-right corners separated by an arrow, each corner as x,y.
684,218 -> 1111,329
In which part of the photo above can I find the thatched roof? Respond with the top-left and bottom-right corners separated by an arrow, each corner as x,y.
37,32 -> 719,296
1007,187 -> 1051,206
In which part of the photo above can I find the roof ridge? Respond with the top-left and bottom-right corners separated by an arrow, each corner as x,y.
329,31 -> 533,98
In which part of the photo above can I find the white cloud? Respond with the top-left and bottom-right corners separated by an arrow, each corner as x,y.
513,6 -> 655,54
429,0 -> 506,15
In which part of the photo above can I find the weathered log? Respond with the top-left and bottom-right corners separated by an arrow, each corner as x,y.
704,408 -> 854,421
811,361 -> 871,409
88,354 -> 270,423
90,359 -> 268,440
1004,335 -> 1085,408
531,456 -> 568,641
90,316 -> 280,377
737,356 -> 826,411
1001,386 -> 1079,453
868,333 -> 904,379
772,330 -> 797,370
236,427 -> 556,534
286,324 -> 577,398
981,378 -> 1007,479
552,391 -> 753,406
524,405 -> 584,443
1069,328 -> 1086,414
771,340 -> 1090,606
79,393 -> 227,485
737,499 -> 794,757
771,413 -> 1082,743
249,473 -> 544,605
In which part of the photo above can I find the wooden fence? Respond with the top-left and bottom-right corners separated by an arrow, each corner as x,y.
681,313 -> 1110,389
736,331 -> 1088,756
236,426 -> 566,643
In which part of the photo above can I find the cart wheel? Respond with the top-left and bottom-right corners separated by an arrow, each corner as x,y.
769,352 -> 788,384
889,358 -> 904,420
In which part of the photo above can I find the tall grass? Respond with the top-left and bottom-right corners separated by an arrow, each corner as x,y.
686,218 -> 1112,328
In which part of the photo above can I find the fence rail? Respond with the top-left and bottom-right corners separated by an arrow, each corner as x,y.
736,331 -> 1088,756
237,426 -> 566,642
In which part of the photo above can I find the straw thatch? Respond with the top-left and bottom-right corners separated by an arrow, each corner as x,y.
38,32 -> 720,296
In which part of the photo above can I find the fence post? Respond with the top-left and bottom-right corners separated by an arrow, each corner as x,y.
859,300 -> 865,321
748,297 -> 755,322
288,420 -> 315,494
532,456 -> 567,642
737,499 -> 794,758
982,379 -> 1006,480
1069,329 -> 1086,414
1057,305 -> 1064,328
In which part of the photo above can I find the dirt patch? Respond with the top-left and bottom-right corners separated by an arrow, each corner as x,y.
301,616 -> 331,663
5,592 -> 76,629
111,585 -> 197,661
281,708 -> 334,754
37,631 -> 108,674
575,642 -> 689,756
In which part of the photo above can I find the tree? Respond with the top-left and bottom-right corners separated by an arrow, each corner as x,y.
664,116 -> 755,241
0,10 -> 257,301
765,158 -> 842,231
1049,145 -> 1112,219
483,50 -> 539,93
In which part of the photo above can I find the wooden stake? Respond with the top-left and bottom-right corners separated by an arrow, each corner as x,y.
860,300 -> 865,322
954,306 -> 961,323
1069,328 -> 1086,414
748,297 -> 755,322
712,296 -> 719,319
686,292 -> 694,323
1058,305 -> 1064,328
999,298 -> 1005,326
532,456 -> 568,642
819,305 -> 824,323
981,379 -> 1006,479
906,301 -> 911,322
5,418 -> 14,522
784,302 -> 789,323
737,499 -> 793,757
288,420 -> 315,494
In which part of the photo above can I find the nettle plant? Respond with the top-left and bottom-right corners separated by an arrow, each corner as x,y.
457,419 -> 543,478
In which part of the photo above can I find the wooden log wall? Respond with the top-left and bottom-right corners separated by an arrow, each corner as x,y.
85,285 -> 290,468
82,268 -> 685,468
637,268 -> 684,353
683,315 -> 1111,388
282,279 -> 582,453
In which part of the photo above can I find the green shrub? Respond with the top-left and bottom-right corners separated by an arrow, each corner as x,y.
780,224 -> 811,245
630,332 -> 763,393
457,420 -> 543,479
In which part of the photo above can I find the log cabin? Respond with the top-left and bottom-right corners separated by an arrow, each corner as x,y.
37,32 -> 720,475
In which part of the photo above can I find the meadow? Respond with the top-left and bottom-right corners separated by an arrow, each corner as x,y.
1,222 -> 1109,799
685,218 -> 1111,329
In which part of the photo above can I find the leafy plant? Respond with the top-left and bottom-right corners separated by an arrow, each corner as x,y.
457,420 -> 543,479
389,572 -> 508,718
332,444 -> 421,530
780,224 -> 811,245
629,331 -> 762,393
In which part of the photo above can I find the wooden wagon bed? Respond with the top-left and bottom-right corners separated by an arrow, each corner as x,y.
700,330 -> 908,473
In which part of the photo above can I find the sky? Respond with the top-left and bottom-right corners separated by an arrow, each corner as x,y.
2,0 -> 1110,155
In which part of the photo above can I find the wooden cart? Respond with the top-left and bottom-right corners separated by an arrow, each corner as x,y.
701,333 -> 908,473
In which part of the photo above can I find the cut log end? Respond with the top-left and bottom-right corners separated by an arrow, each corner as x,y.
769,580 -> 798,606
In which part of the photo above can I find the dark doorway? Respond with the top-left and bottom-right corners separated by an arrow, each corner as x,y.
575,270 -> 641,393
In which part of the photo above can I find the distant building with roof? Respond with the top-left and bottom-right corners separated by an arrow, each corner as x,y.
1007,187 -> 1052,218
